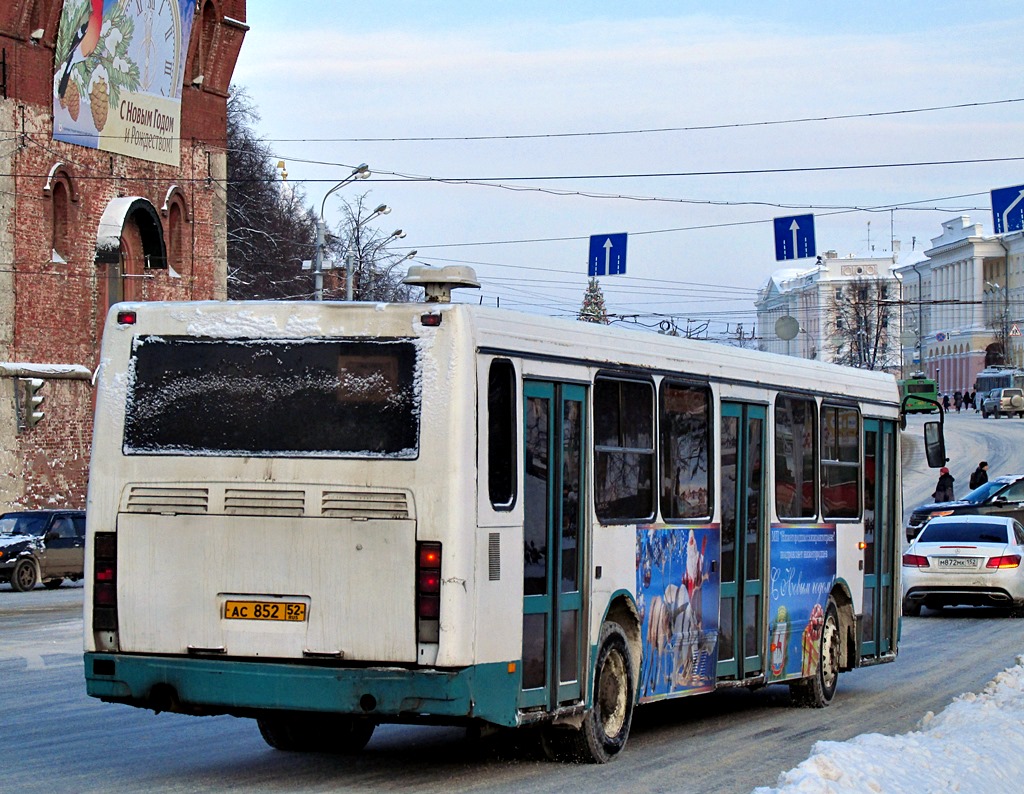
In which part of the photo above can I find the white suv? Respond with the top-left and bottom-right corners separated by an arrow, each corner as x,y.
981,388 -> 1024,418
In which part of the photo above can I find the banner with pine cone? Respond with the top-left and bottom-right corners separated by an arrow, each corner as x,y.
52,0 -> 197,166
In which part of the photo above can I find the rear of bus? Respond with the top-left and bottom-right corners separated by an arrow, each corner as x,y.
84,300 -> 520,748
898,375 -> 938,414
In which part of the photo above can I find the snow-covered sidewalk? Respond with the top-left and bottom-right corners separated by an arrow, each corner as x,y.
753,656 -> 1024,794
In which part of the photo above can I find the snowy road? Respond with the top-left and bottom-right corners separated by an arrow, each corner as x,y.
2,412 -> 1021,792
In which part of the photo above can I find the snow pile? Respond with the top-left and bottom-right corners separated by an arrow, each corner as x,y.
753,656 -> 1024,794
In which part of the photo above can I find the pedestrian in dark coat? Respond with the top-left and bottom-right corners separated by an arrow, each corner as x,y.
969,461 -> 989,490
953,391 -> 962,412
933,467 -> 955,503
942,393 -> 951,411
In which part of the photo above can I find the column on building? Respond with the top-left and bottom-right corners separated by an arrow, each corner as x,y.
950,262 -> 958,389
972,256 -> 985,330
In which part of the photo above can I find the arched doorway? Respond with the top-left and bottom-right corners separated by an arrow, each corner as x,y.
94,197 -> 166,336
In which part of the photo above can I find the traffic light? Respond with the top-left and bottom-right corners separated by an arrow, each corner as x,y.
23,378 -> 45,428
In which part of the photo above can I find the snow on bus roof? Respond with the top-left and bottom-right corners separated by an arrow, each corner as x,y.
107,300 -> 897,404
183,309 -> 323,338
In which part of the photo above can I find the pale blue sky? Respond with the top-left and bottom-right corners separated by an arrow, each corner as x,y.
234,1 -> 1024,333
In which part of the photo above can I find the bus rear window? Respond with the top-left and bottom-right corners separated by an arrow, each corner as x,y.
123,337 -> 420,457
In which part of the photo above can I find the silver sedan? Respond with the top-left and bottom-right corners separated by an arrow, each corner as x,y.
902,514 -> 1024,616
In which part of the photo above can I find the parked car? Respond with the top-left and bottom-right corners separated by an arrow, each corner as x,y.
902,514 -> 1024,616
981,387 -> 1024,418
0,510 -> 86,591
905,474 -> 1024,542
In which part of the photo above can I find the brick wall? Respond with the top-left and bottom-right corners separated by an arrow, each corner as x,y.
0,2 -> 247,509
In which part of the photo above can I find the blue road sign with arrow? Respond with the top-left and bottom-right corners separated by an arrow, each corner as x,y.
773,214 -> 816,261
589,233 -> 628,276
991,184 -> 1024,234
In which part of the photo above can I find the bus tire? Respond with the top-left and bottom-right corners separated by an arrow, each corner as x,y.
901,597 -> 921,617
789,598 -> 840,708
10,559 -> 38,592
257,712 -> 375,754
566,621 -> 634,763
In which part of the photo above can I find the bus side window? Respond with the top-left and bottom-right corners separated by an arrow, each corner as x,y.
659,381 -> 712,520
821,405 -> 861,519
775,395 -> 818,519
594,376 -> 655,523
487,359 -> 517,510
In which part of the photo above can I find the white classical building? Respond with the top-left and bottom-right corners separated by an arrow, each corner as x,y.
894,216 -> 1024,393
756,251 -> 900,367
755,216 -> 1024,388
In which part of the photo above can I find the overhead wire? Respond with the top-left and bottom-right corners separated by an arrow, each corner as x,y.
7,94 -> 1020,321
8,95 -> 1022,145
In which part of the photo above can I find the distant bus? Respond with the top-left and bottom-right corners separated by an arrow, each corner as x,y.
83,267 -> 944,763
898,373 -> 939,414
974,367 -> 1024,395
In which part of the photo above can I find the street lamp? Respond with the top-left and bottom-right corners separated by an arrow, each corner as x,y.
345,204 -> 391,301
364,242 -> 415,301
911,262 -> 925,376
314,163 -> 370,301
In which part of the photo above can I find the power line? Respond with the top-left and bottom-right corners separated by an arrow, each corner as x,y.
360,155 -> 1024,184
8,96 -> 1022,146
213,96 -> 1024,143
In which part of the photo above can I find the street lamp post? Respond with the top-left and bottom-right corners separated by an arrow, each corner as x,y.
362,230 -> 407,299
315,163 -> 370,301
344,204 -> 392,301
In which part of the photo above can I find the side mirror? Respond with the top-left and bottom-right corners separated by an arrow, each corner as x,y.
924,421 -> 946,469
44,530 -> 59,541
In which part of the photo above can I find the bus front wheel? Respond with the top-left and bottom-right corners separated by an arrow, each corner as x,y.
789,598 -> 840,708
564,621 -> 635,763
257,712 -> 375,754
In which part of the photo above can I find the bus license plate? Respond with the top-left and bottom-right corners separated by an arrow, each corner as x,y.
936,557 -> 978,569
224,600 -> 307,622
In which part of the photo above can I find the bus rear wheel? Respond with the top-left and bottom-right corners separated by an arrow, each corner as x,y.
563,621 -> 634,763
789,598 -> 840,708
257,712 -> 375,754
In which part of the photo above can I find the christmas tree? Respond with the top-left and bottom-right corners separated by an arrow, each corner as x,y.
578,278 -> 609,324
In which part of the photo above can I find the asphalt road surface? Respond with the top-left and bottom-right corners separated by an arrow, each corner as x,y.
2,411 -> 1021,793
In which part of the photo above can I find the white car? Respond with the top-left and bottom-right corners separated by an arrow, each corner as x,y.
902,514 -> 1024,617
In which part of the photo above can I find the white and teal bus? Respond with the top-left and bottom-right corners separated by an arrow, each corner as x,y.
84,267 -> 944,762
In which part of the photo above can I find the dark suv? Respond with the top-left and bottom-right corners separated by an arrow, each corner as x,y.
0,510 -> 86,591
906,475 -> 1024,542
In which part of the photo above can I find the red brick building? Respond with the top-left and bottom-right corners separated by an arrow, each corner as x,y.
1,1 -> 246,509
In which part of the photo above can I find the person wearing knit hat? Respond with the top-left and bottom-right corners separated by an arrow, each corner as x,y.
969,461 -> 989,490
933,467 -> 955,503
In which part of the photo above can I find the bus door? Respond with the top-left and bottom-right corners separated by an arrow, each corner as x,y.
862,419 -> 896,656
520,381 -> 587,711
718,402 -> 767,679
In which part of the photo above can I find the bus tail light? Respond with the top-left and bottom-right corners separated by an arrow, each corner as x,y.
417,542 -> 441,642
93,532 -> 118,631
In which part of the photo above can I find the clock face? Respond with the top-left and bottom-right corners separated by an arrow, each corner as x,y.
124,0 -> 182,96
